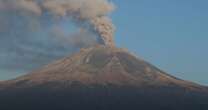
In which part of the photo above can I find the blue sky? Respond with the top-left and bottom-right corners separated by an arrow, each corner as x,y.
0,0 -> 208,85
112,0 -> 208,85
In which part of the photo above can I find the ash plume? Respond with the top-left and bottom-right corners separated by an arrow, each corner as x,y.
0,0 -> 115,47
0,0 -> 116,73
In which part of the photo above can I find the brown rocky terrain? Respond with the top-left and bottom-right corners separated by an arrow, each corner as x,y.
0,46 -> 208,110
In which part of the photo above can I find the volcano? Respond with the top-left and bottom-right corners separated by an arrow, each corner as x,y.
0,46 -> 208,110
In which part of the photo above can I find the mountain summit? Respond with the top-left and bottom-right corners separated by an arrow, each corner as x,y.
0,46 -> 208,110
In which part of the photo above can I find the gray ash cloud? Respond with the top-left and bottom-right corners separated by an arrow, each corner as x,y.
0,0 -> 116,72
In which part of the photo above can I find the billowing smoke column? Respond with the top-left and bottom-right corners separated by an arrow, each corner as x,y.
0,0 -> 115,47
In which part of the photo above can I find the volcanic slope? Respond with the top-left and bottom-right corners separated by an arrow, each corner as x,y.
0,46 -> 208,110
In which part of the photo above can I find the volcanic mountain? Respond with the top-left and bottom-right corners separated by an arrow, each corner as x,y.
0,46 -> 208,110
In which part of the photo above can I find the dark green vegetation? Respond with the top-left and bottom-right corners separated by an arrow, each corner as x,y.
0,46 -> 208,110
0,85 -> 208,110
